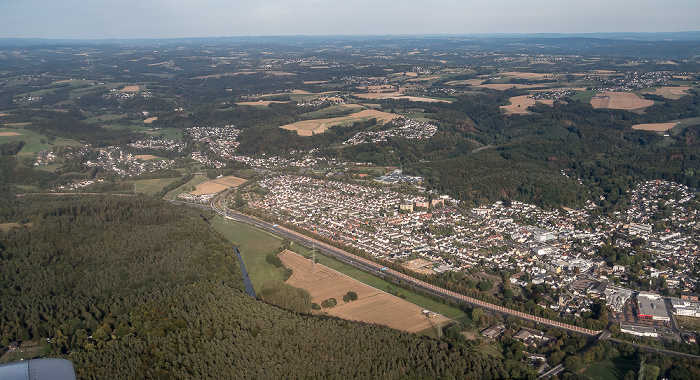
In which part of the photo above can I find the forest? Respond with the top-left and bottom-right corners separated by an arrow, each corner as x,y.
0,194 -> 541,379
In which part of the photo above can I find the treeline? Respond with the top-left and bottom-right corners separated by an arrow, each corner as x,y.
0,194 -> 540,379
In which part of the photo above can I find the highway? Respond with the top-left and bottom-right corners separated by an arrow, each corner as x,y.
167,195 -> 700,362
202,192 -> 602,338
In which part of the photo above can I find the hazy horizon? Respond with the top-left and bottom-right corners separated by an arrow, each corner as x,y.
1,0 -> 699,39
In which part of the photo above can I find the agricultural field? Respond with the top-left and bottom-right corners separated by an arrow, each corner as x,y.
590,91 -> 654,110
501,95 -> 556,115
235,100 -> 292,107
631,122 -> 678,132
163,174 -> 210,200
287,243 -> 468,321
84,113 -> 128,123
133,177 -> 181,196
643,86 -> 691,100
280,109 -> 400,136
355,91 -> 452,103
190,175 -> 246,195
300,104 -> 363,119
0,128 -> 49,157
280,250 -> 451,333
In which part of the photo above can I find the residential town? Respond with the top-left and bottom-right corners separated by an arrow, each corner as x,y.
242,175 -> 699,341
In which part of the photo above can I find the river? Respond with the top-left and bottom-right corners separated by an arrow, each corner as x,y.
233,246 -> 256,298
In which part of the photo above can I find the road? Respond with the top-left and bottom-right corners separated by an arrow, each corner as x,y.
168,195 -> 700,362
201,193 -> 601,337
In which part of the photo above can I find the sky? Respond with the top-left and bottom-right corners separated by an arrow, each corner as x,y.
0,0 -> 698,39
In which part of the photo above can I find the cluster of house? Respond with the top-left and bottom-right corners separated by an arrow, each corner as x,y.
190,151 -> 226,168
586,70 -> 671,92
34,150 -> 56,166
343,118 -> 438,146
86,147 -> 175,176
128,138 -> 186,152
374,169 -> 425,186
187,126 -> 241,159
244,174 -> 699,324
104,89 -> 153,100
297,96 -> 345,108
532,89 -> 571,100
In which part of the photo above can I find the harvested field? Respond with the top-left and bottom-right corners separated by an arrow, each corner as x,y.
401,258 -> 436,275
0,113 -> 8,116
0,132 -> 22,136
280,109 -> 400,136
194,71 -> 256,79
643,86 -> 690,100
280,250 -> 450,333
212,175 -> 247,187
361,85 -> 396,92
143,117 -> 158,123
120,85 -> 140,92
406,75 -> 441,82
303,81 -> 329,84
590,92 -> 653,110
135,154 -> 160,160
237,100 -> 292,106
265,71 -> 295,76
444,79 -> 543,90
499,72 -> 558,80
479,83 -> 544,90
631,122 -> 678,132
501,95 -> 556,115
190,175 -> 246,195
355,92 -> 450,103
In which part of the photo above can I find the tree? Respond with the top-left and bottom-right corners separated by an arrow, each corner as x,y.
471,307 -> 484,326
564,355 -> 583,372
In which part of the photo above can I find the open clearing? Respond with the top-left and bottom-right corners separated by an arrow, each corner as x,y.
0,223 -> 22,232
401,258 -> 436,275
135,154 -> 160,160
590,91 -> 654,110
0,128 -> 49,156
280,250 -> 450,333
280,109 -> 400,136
643,86 -> 690,100
190,175 -> 247,195
120,85 -> 140,92
631,122 -> 678,131
501,95 -> 556,115
143,117 -> 158,123
133,177 -> 180,196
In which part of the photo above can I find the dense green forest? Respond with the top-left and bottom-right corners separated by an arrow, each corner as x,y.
0,195 -> 539,379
